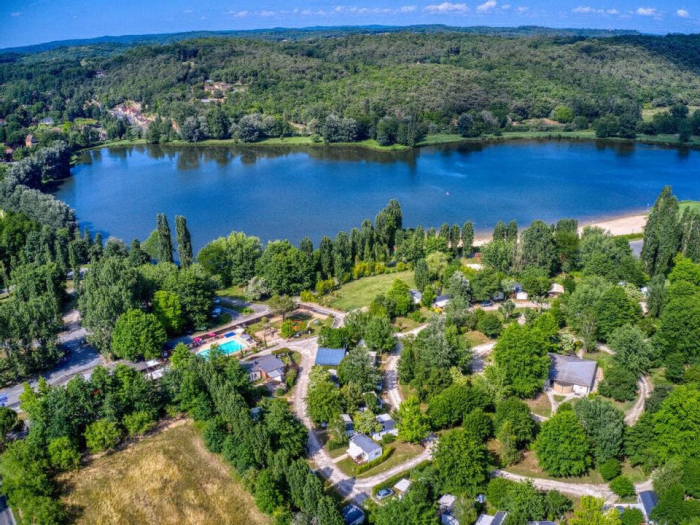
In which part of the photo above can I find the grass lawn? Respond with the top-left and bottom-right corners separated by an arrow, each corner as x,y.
329,271 -> 416,311
58,421 -> 269,525
216,285 -> 246,301
650,367 -> 671,387
393,315 -> 423,332
465,331 -> 491,347
642,106 -> 700,121
680,200 -> 700,214
526,393 -> 552,418
336,441 -> 423,478
583,351 -> 615,371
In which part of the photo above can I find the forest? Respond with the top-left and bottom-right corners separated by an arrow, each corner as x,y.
1,29 -> 700,151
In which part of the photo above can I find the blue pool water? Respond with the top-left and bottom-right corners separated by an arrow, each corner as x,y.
198,338 -> 245,358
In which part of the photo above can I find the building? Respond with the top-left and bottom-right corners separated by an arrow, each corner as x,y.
39,117 -> 54,125
371,414 -> 398,441
438,494 -> 458,524
549,283 -> 565,297
347,434 -> 382,464
549,353 -> 598,396
25,134 -> 38,148
243,354 -> 286,383
341,414 -> 354,437
315,347 -> 347,367
433,294 -> 450,310
638,491 -> 658,523
393,478 -> 412,498
342,504 -> 365,525
410,289 -> 423,305
475,512 -> 508,525
515,291 -> 529,301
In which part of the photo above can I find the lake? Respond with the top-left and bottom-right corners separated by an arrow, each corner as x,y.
55,140 -> 700,253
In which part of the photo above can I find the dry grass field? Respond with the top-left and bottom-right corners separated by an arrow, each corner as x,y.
58,421 -> 269,525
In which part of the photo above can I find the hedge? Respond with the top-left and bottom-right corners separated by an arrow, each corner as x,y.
354,447 -> 394,475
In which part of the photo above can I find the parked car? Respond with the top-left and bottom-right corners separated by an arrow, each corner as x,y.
212,307 -> 222,317
480,300 -> 494,307
376,489 -> 394,500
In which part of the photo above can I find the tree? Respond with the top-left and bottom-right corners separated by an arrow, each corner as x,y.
482,239 -> 514,273
521,220 -> 557,275
197,231 -> 262,286
574,396 -> 625,464
553,105 -> 574,123
254,469 -> 283,514
152,290 -> 184,335
434,428 -> 489,496
84,418 -> 122,453
156,213 -> 174,263
268,294 -> 295,320
478,313 -> 503,338
492,319 -> 553,398
497,421 -> 521,465
414,258 -> 429,292
387,279 -> 413,317
463,222 -> 475,255
396,396 -> 430,443
354,410 -> 382,435
256,240 -> 313,295
593,286 -> 642,341
175,215 -> 193,268
122,411 -> 156,437
427,384 -> 491,429
162,264 -> 217,329
651,384 -> 700,463
641,186 -> 681,276
306,375 -> 342,426
608,324 -> 655,374
600,459 -> 622,481
609,476 -> 635,498
494,397 -> 537,448
111,308 -> 167,361
535,411 -> 592,477
599,366 -> 638,402
570,497 -> 622,525
338,347 -> 380,391
364,315 -> 397,355
264,398 -> 308,458
47,437 -> 80,471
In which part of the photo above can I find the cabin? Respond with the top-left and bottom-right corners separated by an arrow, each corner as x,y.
410,289 -> 423,305
242,354 -> 286,383
638,491 -> 658,523
371,414 -> 398,441
342,504 -> 365,525
549,283 -> 565,297
393,478 -> 412,498
315,347 -> 347,367
347,434 -> 382,464
433,294 -> 450,311
340,414 -> 354,437
515,291 -> 529,301
438,494 -> 458,525
475,512 -> 508,525
549,353 -> 598,396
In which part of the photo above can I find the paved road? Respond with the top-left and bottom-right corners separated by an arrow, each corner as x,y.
0,497 -> 16,525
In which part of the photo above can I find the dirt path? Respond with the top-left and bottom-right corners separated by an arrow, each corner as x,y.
625,375 -> 652,425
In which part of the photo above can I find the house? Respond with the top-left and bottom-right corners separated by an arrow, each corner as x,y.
347,434 -> 382,464
549,353 -> 598,396
439,494 -> 458,524
341,414 -> 354,437
512,282 -> 523,293
315,347 -> 346,367
393,478 -> 412,498
475,512 -> 508,525
410,289 -> 423,305
371,414 -> 398,441
492,291 -> 505,301
638,491 -> 658,522
515,291 -> 529,301
243,354 -> 286,383
39,117 -> 54,125
25,134 -> 38,148
549,283 -> 565,297
342,504 -> 365,525
433,294 -> 450,310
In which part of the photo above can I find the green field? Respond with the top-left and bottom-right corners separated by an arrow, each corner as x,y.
680,200 -> 700,214
329,271 -> 416,311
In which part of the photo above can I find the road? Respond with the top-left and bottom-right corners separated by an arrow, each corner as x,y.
0,497 -> 16,525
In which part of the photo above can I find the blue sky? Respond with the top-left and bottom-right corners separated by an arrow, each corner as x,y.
1,0 -> 698,49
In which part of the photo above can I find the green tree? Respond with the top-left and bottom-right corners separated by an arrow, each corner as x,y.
254,469 -> 283,514
570,497 -> 622,525
264,398 -> 308,458
396,396 -> 430,443
122,411 -> 156,437
535,411 -> 592,477
152,290 -> 184,335
338,347 -> 380,391
599,366 -> 638,402
256,240 -> 313,295
84,418 -> 122,453
593,286 -> 642,341
306,376 -> 342,426
364,315 -> 397,355
521,220 -> 557,275
463,222 -> 475,255
175,215 -> 193,268
414,258 -> 429,292
494,397 -> 537,448
111,308 -> 167,361
609,476 -> 635,498
574,396 -> 625,464
354,410 -> 382,435
651,384 -> 700,463
608,324 -> 655,374
156,213 -> 174,264
268,294 -> 296,320
197,231 -> 262,286
48,437 -> 81,471
434,428 -> 489,496
553,105 -> 574,123
641,186 -> 681,276
387,278 -> 413,317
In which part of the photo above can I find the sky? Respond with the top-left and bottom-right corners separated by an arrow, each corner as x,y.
1,0 -> 698,49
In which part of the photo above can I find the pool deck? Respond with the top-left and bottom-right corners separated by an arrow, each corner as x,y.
195,329 -> 255,358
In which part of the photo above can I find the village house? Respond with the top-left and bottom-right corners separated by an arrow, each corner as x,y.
393,478 -> 412,499
315,347 -> 347,367
347,433 -> 382,464
548,353 -> 598,396
438,494 -> 458,525
25,134 -> 38,148
475,512 -> 508,525
242,354 -> 286,383
433,294 -> 450,311
342,504 -> 365,525
548,282 -> 565,297
410,289 -> 423,305
370,413 -> 398,441
638,491 -> 658,523
340,414 -> 354,437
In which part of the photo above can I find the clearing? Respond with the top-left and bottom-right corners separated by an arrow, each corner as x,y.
330,271 -> 416,311
59,421 -> 269,525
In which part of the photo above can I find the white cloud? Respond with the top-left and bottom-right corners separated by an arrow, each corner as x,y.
259,10 -> 276,16
501,4 -> 511,9
476,0 -> 497,12
573,6 -> 620,14
400,5 -> 418,12
424,2 -> 470,13
636,7 -> 658,15
226,10 -> 248,17
334,5 -> 416,14
516,6 -> 528,12
183,8 -> 193,14
677,9 -> 689,17
10,11 -> 21,17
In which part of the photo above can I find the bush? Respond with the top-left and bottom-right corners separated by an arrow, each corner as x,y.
610,476 -> 635,498
281,320 -> 295,339
354,447 -> 394,475
285,367 -> 298,389
382,433 -> 396,445
122,411 -> 156,437
84,419 -> 122,454
48,437 -> 81,471
478,313 -> 503,338
600,458 -> 622,481
327,438 -> 347,451
621,508 -> 645,525
599,366 -> 638,402
203,418 -> 228,453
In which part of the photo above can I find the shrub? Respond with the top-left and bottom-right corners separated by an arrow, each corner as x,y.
84,419 -> 121,454
48,437 -> 81,471
122,411 -> 156,437
610,476 -> 635,498
621,508 -> 645,525
203,418 -> 228,453
599,366 -> 638,402
478,313 -> 503,338
600,458 -> 622,482
354,447 -> 393,475
382,433 -> 396,445
285,367 -> 298,389
281,320 -> 295,338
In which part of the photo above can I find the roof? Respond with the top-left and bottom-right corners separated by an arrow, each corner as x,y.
638,491 -> 658,516
341,414 -> 353,423
493,512 -> 508,525
434,294 -> 450,303
349,433 -> 381,455
245,354 -> 285,375
342,504 -> 365,525
549,353 -> 597,388
438,494 -> 456,510
393,478 -> 412,493
410,289 -> 423,301
549,283 -> 565,294
376,414 -> 396,432
316,347 -> 346,366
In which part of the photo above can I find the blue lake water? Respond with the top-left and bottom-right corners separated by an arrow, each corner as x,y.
54,140 -> 700,253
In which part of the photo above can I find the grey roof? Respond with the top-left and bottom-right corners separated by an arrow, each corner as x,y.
245,354 -> 284,374
639,491 -> 658,516
377,414 -> 396,433
342,504 -> 365,525
350,433 -> 381,455
316,347 -> 346,366
434,294 -> 450,302
493,512 -> 508,525
549,353 -> 597,388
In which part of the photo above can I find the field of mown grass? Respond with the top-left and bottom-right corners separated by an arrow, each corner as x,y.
58,421 -> 269,525
329,271 -> 416,311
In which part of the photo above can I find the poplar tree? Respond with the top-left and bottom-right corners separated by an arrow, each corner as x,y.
462,221 -> 475,255
175,215 -> 192,268
641,186 -> 681,276
156,213 -> 174,264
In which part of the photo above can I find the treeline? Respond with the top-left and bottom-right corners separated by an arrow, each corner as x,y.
3,32 -> 700,149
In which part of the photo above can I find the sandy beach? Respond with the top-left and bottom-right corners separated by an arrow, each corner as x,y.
473,212 -> 647,246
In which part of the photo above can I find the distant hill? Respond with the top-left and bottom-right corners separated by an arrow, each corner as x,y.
0,24 -> 642,55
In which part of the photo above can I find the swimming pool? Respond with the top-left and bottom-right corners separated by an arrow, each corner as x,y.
198,338 -> 245,358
